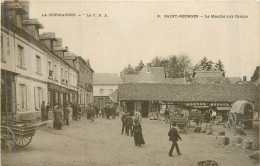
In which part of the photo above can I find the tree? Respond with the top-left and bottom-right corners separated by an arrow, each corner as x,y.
151,56 -> 161,67
167,55 -> 179,78
134,60 -> 144,73
214,59 -> 225,76
123,64 -> 135,75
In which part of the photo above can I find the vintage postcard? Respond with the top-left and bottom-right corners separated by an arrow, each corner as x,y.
1,0 -> 259,166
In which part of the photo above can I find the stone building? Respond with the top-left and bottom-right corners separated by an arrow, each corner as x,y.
93,73 -> 122,107
1,0 -> 78,120
65,52 -> 94,106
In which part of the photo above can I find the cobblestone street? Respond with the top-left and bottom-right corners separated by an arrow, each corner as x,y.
1,117 -> 258,166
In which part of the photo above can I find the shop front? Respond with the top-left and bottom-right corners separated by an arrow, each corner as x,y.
48,83 -> 77,110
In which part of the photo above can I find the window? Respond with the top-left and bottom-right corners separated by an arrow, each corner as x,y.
48,61 -> 52,77
65,70 -> 68,83
109,89 -> 113,94
18,45 -> 25,67
100,89 -> 104,94
35,55 -> 41,74
34,87 -> 43,109
61,68 -> 64,82
53,64 -> 57,79
1,36 -> 4,61
20,84 -> 27,109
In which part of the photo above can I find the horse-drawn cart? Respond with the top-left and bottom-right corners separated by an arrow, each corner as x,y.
228,101 -> 254,129
1,120 -> 36,152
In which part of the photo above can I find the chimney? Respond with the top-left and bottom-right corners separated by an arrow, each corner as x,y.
19,1 -> 30,20
243,76 -> 247,81
22,19 -> 44,40
3,1 -> 28,28
39,32 -> 57,51
53,38 -> 63,47
65,46 -> 68,51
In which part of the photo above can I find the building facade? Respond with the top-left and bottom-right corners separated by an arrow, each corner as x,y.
93,73 -> 122,107
65,52 -> 94,106
1,1 -> 79,120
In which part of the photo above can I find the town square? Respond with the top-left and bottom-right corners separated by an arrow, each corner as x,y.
1,1 -> 259,166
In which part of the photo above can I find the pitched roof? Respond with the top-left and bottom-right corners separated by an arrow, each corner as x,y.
194,71 -> 223,78
118,83 -> 256,102
109,89 -> 118,103
227,77 -> 242,84
94,73 -> 122,85
123,66 -> 165,83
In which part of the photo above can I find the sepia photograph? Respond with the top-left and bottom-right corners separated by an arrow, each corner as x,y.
0,0 -> 259,166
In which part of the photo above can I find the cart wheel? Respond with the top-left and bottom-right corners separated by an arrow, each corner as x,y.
1,126 -> 15,152
228,112 -> 237,128
15,136 -> 33,147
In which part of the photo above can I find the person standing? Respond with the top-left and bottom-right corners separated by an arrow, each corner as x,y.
133,119 -> 145,146
53,105 -> 63,130
205,110 -> 211,123
211,110 -> 216,122
168,122 -> 182,157
41,101 -> 46,122
77,104 -> 82,121
63,104 -> 70,125
165,106 -> 170,124
45,103 -> 51,121
89,105 -> 95,122
121,112 -> 127,135
125,114 -> 133,136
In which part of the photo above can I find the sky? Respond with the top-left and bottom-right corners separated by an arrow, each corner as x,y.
28,1 -> 259,78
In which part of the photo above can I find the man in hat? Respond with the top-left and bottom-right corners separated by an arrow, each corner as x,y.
168,122 -> 182,157
124,113 -> 133,136
121,112 -> 127,135
63,103 -> 71,125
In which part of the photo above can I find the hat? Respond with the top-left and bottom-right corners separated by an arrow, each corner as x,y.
171,122 -> 177,126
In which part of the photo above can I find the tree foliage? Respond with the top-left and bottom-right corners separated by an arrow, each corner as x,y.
193,57 -> 226,76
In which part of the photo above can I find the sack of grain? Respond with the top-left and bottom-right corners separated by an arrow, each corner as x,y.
249,151 -> 259,161
200,125 -> 207,133
218,136 -> 229,145
194,126 -> 201,133
218,130 -> 225,136
230,135 -> 243,145
242,139 -> 253,149
206,128 -> 213,135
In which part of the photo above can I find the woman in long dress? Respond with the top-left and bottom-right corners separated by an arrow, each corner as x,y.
53,105 -> 63,130
133,119 -> 145,146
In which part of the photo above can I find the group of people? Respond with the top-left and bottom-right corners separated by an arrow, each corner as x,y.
40,101 -> 51,122
40,101 -> 93,130
121,112 -> 145,146
120,111 -> 182,157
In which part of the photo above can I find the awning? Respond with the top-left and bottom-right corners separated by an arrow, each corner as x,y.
216,107 -> 231,111
230,101 -> 254,114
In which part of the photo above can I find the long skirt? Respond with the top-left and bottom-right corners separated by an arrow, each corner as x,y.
134,132 -> 145,145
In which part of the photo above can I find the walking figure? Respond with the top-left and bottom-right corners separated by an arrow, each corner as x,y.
168,122 -> 182,157
133,119 -> 145,146
124,113 -> 133,136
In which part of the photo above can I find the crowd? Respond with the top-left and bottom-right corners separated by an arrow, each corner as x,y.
40,101 -> 119,130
